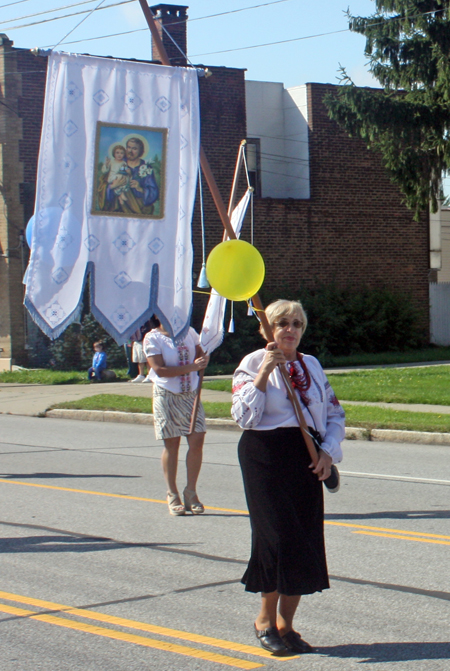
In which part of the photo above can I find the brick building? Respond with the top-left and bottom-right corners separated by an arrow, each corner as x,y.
0,4 -> 434,368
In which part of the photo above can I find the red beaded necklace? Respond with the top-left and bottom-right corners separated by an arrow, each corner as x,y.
288,352 -> 311,406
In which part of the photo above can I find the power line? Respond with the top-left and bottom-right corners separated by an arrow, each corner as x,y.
1,0 -> 100,26
4,2 -> 446,61
52,0 -> 107,48
260,168 -> 309,181
36,0 -> 295,48
190,7 -> 447,58
189,0 -> 294,24
0,0 -> 289,32
42,26 -> 147,48
190,28 -> 349,58
257,133 -> 308,145
1,0 -> 134,31
259,151 -> 308,164
0,0 -> 33,8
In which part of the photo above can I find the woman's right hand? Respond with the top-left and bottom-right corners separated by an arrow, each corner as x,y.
253,343 -> 286,393
261,342 -> 286,373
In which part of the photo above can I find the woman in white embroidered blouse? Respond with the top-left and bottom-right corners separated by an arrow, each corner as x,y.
143,317 -> 209,517
232,299 -> 345,656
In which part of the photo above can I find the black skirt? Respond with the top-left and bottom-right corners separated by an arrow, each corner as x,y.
238,427 -> 329,596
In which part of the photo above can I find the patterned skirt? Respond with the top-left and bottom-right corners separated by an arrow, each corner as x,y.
152,384 -> 206,440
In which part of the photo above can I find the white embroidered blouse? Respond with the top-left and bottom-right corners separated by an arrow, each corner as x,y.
231,349 -> 345,464
143,327 -> 200,394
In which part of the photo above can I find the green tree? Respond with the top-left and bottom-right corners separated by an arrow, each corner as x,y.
325,1 -> 450,216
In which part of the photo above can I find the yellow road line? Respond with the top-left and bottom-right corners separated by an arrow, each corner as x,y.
326,521 -> 450,540
2,478 -> 449,541
352,531 -> 450,546
0,479 -> 244,514
0,590 -> 282,662
0,601 -> 263,669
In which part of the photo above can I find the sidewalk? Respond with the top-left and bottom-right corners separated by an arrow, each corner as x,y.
1,379 -> 450,446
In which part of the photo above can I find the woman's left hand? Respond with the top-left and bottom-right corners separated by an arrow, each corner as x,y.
310,449 -> 333,481
194,354 -> 210,371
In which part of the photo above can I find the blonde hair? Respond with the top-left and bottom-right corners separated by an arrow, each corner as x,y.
262,299 -> 307,339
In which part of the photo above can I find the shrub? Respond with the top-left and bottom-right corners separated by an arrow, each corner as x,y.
48,313 -> 126,370
298,285 -> 424,361
208,284 -> 424,367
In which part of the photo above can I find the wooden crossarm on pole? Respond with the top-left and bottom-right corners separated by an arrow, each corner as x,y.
189,141 -> 247,434
138,0 -> 319,466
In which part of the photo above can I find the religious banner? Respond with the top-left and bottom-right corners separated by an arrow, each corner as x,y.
24,51 -> 200,343
200,189 -> 252,353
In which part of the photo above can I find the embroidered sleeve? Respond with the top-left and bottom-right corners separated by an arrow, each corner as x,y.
231,370 -> 266,429
320,379 -> 345,463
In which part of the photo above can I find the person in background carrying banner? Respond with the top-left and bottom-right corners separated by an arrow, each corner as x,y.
144,317 -> 209,516
231,300 -> 345,656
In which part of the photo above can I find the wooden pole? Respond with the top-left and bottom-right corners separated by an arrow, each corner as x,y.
138,1 -> 318,466
189,141 -> 247,434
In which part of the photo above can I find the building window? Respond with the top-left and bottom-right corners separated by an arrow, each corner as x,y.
246,139 -> 261,197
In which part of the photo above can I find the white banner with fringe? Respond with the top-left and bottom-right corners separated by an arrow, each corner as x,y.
25,51 -> 200,344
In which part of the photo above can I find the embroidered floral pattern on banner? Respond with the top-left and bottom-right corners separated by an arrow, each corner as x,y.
24,52 -> 200,344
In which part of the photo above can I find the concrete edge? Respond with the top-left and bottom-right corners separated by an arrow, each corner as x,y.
44,409 -> 450,445
371,428 -> 450,445
45,409 -> 240,431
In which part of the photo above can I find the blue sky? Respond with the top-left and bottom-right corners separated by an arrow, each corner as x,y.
1,0 -> 379,88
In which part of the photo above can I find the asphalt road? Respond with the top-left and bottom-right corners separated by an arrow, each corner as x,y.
0,415 -> 449,671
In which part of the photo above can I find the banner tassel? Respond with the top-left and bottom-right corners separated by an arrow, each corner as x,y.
228,301 -> 235,333
197,262 -> 210,289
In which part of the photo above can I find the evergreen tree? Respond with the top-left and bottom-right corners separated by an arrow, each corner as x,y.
325,1 -> 450,216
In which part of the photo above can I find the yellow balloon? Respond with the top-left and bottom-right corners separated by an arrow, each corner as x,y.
206,239 -> 265,301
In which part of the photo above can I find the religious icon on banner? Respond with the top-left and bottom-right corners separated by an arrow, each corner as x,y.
92,122 -> 167,219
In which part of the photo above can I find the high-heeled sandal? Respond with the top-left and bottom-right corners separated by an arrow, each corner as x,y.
183,488 -> 205,514
167,492 -> 185,516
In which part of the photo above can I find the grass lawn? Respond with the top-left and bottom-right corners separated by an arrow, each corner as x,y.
52,394 -> 233,419
343,404 -> 450,433
328,365 -> 450,405
50,395 -> 450,433
203,380 -> 232,392
5,360 -> 450,408
325,346 -> 450,368
204,364 -> 450,406
0,369 -> 130,385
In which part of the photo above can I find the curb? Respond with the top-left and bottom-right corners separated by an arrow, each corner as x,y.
45,409 -> 450,445
45,408 -> 239,431
371,428 -> 450,445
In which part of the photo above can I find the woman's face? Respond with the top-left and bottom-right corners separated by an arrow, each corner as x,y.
271,313 -> 303,353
